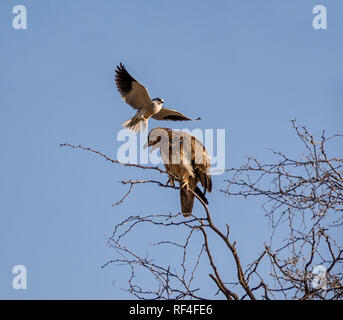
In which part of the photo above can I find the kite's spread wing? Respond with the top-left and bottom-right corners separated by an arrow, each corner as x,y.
152,108 -> 200,121
115,63 -> 152,109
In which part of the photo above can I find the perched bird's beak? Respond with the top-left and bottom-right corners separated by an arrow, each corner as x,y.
143,141 -> 154,149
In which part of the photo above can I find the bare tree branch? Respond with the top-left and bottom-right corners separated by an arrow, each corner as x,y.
61,120 -> 343,299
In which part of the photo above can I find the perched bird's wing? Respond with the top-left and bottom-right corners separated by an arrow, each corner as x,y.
152,108 -> 201,121
194,186 -> 209,204
195,166 -> 212,194
115,63 -> 152,110
192,140 -> 212,194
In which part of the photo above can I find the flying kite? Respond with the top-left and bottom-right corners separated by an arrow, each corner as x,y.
144,128 -> 212,217
115,63 -> 200,132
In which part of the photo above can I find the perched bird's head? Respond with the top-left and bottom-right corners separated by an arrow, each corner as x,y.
144,127 -> 170,151
152,97 -> 164,106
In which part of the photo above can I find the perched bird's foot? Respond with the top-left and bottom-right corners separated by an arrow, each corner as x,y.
180,181 -> 189,190
170,177 -> 175,187
166,178 -> 175,187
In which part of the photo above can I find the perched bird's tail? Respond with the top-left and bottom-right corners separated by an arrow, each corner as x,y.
180,186 -> 209,218
122,117 -> 148,133
180,188 -> 195,218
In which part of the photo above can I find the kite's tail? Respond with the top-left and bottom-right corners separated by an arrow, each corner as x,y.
122,116 -> 148,133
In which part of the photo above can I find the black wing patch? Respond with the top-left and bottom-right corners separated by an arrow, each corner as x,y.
115,63 -> 137,94
162,115 -> 190,121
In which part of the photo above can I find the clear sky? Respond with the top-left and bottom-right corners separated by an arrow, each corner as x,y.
0,0 -> 342,299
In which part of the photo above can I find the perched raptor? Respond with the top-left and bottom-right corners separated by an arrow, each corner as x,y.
144,128 -> 212,217
115,63 -> 200,132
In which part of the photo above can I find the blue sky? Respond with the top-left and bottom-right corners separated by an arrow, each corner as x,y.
0,0 -> 342,299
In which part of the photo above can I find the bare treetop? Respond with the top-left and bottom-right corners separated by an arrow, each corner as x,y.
61,120 -> 343,300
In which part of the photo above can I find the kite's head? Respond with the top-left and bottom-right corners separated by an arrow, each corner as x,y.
152,97 -> 164,106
